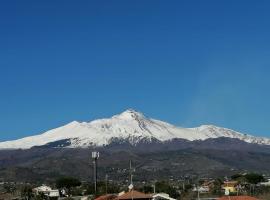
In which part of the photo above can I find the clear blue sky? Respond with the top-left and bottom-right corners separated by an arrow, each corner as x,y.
1,0 -> 270,141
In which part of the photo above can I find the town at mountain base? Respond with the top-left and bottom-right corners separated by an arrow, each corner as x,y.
0,110 -> 270,199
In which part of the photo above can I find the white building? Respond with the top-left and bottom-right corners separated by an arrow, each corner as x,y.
33,185 -> 60,198
152,193 -> 176,200
259,178 -> 270,186
49,190 -> 60,198
192,186 -> 210,193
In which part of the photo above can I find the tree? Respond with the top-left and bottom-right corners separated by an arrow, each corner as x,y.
155,181 -> 179,198
56,177 -> 81,196
211,178 -> 223,196
140,185 -> 154,193
85,181 -> 120,196
244,173 -> 265,184
35,192 -> 47,200
3,183 -> 16,194
231,174 -> 243,180
21,185 -> 34,200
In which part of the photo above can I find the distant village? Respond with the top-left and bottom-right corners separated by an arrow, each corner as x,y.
0,152 -> 270,200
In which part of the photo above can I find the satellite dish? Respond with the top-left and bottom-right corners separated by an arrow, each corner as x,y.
225,189 -> 230,196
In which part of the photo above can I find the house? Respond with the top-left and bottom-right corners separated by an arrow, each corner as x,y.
33,185 -> 52,195
259,178 -> 270,186
116,190 -> 152,200
222,181 -> 238,193
192,185 -> 210,193
152,193 -> 176,200
202,180 -> 215,190
33,185 -> 60,198
95,190 -> 152,200
218,196 -> 259,200
48,190 -> 60,198
192,180 -> 216,194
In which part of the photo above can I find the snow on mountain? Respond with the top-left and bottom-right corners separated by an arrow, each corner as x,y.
0,109 -> 269,149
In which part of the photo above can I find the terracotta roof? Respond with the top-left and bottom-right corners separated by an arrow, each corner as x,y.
117,190 -> 152,200
218,196 -> 259,200
95,194 -> 117,200
223,181 -> 238,186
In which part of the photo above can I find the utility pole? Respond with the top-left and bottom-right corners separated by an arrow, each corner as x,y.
197,185 -> 200,200
92,151 -> 99,195
129,160 -> 133,185
153,182 -> 156,194
105,174 -> 108,194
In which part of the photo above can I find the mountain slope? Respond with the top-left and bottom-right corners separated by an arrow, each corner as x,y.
0,109 -> 269,149
1,145 -> 270,182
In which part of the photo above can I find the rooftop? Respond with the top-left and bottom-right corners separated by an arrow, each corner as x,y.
95,194 -> 117,200
117,190 -> 152,200
218,196 -> 259,200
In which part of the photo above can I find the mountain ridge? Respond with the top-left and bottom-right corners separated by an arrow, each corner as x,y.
0,109 -> 270,149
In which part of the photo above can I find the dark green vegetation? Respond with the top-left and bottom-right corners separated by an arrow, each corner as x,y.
0,138 -> 269,183
56,177 -> 81,196
231,173 -> 265,184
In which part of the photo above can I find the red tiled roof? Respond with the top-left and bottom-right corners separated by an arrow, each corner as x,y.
117,190 -> 152,200
218,196 -> 259,200
95,194 -> 117,200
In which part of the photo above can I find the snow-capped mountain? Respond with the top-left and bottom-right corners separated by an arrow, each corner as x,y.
0,109 -> 270,149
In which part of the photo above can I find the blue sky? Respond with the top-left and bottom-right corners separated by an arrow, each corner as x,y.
1,0 -> 270,141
